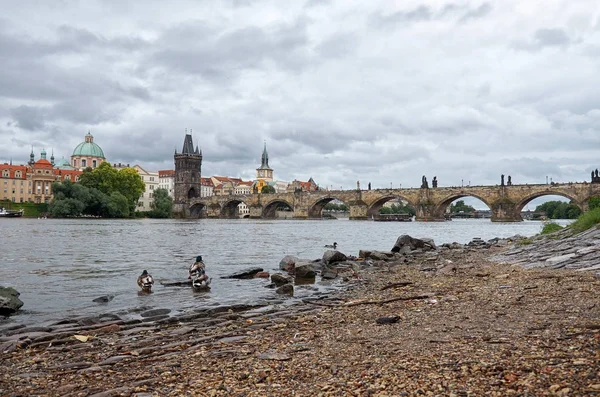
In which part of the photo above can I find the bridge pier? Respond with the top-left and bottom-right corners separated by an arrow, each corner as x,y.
349,203 -> 368,220
491,200 -> 522,222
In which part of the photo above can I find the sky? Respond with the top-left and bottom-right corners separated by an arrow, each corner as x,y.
1,0 -> 599,201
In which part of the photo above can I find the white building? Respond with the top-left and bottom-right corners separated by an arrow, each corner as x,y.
158,170 -> 175,197
134,165 -> 159,212
200,177 -> 214,198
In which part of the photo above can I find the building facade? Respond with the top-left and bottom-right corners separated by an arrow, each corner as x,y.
174,134 -> 202,203
134,165 -> 159,212
0,163 -> 30,203
158,170 -> 175,197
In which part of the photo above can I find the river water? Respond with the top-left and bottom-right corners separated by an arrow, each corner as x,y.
0,218 -> 571,328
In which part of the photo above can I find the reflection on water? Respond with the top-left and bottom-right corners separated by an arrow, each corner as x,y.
0,217 -> 570,327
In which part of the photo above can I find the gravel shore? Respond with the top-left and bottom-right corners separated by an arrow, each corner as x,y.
2,237 -> 599,396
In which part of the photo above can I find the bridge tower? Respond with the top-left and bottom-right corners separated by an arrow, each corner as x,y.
174,133 -> 202,204
255,141 -> 273,193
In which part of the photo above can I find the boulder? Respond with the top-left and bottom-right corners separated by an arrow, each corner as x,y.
93,295 -> 114,303
391,235 -> 437,253
279,256 -> 298,271
271,273 -> 292,286
276,284 -> 294,296
0,286 -> 24,316
359,250 -> 396,261
221,267 -> 264,279
294,262 -> 316,279
322,250 -> 347,264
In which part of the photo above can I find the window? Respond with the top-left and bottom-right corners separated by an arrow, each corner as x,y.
73,159 -> 77,167
150,177 -> 154,181
19,198 -> 23,203
92,160 -> 97,168
15,171 -> 21,178
150,185 -> 154,190
2,170 -> 8,177
82,159 -> 87,167
149,193 -> 153,198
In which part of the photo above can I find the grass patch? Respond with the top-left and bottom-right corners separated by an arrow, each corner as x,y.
517,238 -> 534,246
541,222 -> 564,235
569,207 -> 600,234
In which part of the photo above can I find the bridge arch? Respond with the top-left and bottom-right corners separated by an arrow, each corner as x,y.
189,203 -> 208,218
435,194 -> 493,218
367,195 -> 417,219
515,191 -> 582,213
220,199 -> 249,219
307,196 -> 349,219
262,199 -> 294,219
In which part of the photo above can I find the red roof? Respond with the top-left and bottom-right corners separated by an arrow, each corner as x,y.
34,159 -> 53,169
158,170 -> 175,177
0,164 -> 28,179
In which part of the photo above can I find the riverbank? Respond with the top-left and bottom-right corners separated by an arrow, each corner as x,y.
1,234 -> 599,396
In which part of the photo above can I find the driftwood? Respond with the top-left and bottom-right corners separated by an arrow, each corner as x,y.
380,281 -> 413,291
344,293 -> 435,307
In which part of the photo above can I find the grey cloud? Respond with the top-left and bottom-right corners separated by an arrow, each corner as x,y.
459,3 -> 492,22
512,28 -> 571,51
10,106 -> 48,131
315,32 -> 357,58
150,19 -> 311,83
534,28 -> 571,47
370,5 -> 432,28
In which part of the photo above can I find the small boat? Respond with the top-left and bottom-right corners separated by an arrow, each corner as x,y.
0,208 -> 24,218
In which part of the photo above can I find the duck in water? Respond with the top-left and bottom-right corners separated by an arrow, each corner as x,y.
137,270 -> 154,293
189,255 -> 211,290
324,242 -> 338,249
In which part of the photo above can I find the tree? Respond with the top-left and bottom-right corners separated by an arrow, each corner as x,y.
261,185 -> 276,194
149,188 -> 173,218
535,200 -> 582,219
79,163 -> 145,215
449,200 -> 475,213
589,196 -> 600,210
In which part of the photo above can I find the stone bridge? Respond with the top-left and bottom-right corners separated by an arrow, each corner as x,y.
173,182 -> 600,222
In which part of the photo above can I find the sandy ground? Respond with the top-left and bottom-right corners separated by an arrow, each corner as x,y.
1,245 -> 599,396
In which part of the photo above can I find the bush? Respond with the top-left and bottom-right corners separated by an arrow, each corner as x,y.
569,207 -> 600,234
541,222 -> 563,235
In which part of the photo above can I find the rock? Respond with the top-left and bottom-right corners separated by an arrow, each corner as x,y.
0,286 -> 24,316
221,267 -> 264,279
391,235 -> 437,253
92,295 -> 114,303
359,250 -> 396,261
276,284 -> 294,296
376,316 -> 401,324
254,271 -> 270,278
140,308 -> 171,318
279,255 -> 298,271
294,262 -> 316,278
321,266 -> 338,279
322,250 -> 347,264
271,273 -> 292,286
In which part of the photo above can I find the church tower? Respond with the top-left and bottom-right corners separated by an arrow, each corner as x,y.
256,141 -> 273,182
174,132 -> 202,202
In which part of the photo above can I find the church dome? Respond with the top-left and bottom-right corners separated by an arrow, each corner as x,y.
55,156 -> 76,170
72,132 -> 105,158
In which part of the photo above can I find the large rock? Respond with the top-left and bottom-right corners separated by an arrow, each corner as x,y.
359,250 -> 396,261
0,287 -> 24,316
279,256 -> 298,271
276,284 -> 294,296
391,235 -> 437,253
221,267 -> 264,279
271,273 -> 292,286
322,250 -> 347,264
294,262 -> 316,278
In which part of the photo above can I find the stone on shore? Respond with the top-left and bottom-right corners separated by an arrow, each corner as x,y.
0,286 -> 24,316
221,267 -> 264,279
293,262 -> 316,278
271,273 -> 292,286
278,255 -> 298,271
391,234 -> 437,253
322,250 -> 347,264
275,284 -> 293,296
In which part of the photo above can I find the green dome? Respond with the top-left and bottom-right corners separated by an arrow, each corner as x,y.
72,132 -> 105,158
55,156 -> 76,170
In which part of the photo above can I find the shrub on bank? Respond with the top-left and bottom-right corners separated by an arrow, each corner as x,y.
541,222 -> 563,235
569,207 -> 600,234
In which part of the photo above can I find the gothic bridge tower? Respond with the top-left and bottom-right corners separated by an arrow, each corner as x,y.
174,133 -> 202,202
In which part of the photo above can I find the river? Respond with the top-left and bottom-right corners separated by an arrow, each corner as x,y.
0,218 -> 571,328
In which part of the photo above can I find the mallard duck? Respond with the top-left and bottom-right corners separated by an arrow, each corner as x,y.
324,242 -> 338,249
137,270 -> 154,292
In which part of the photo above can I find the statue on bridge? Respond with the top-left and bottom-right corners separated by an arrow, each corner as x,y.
357,181 -> 360,190
593,169 -> 600,184
501,174 -> 505,186
432,176 -> 438,188
368,182 -> 371,190
421,175 -> 428,189
507,175 -> 512,186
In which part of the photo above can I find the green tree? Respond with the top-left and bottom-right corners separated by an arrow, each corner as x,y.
261,185 -> 276,194
449,200 -> 475,213
149,188 -> 173,218
79,163 -> 145,215
535,201 -> 581,219
106,192 -> 130,218
589,196 -> 600,210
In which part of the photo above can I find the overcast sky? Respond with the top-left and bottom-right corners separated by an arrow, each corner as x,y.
1,0 -> 599,198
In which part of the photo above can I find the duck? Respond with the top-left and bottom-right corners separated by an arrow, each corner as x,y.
324,242 -> 338,249
137,270 -> 155,293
